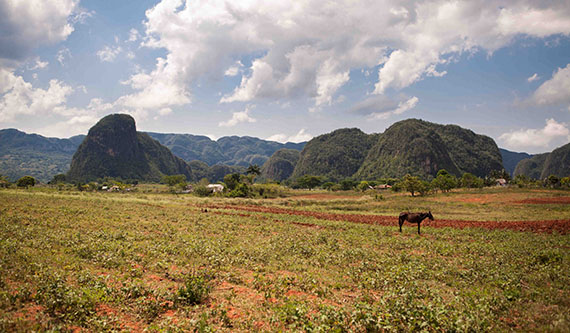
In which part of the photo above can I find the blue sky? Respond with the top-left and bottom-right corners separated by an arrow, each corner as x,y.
1,0 -> 569,154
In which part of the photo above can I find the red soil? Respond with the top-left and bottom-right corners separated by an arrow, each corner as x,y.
205,204 -> 570,234
514,197 -> 570,204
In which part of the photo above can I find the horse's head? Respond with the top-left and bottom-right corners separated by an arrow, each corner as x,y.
427,211 -> 434,221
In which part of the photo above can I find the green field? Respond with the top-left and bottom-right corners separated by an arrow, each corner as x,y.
1,187 -> 569,331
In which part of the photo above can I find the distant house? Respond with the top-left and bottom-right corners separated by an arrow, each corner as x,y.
108,185 -> 120,192
496,178 -> 507,186
207,184 -> 224,193
375,184 -> 392,190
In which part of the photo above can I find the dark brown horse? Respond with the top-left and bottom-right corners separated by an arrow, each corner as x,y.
399,211 -> 434,234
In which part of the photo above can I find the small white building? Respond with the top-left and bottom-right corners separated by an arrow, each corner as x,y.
207,184 -> 224,193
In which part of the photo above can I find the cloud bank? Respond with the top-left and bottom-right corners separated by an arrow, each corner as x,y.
118,0 -> 570,112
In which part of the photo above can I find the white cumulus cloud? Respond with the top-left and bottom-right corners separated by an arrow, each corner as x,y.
97,45 -> 123,62
0,0 -> 79,61
499,119 -> 570,150
218,105 -> 257,127
267,129 -> 313,143
530,63 -> 570,109
126,0 -> 570,111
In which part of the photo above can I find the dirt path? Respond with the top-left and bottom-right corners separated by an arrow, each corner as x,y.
202,204 -> 570,234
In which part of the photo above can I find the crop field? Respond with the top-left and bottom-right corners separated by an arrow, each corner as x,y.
0,187 -> 569,331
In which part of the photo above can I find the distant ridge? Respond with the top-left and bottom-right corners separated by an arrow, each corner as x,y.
146,132 -> 305,167
499,148 -> 533,176
0,129 -> 84,182
514,142 -> 570,179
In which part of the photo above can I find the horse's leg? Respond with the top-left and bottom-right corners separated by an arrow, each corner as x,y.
399,217 -> 404,232
417,222 -> 421,235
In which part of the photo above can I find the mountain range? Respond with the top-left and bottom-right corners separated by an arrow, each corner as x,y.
1,115 -> 568,182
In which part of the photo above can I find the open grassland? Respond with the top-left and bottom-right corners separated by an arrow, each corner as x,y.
0,187 -> 569,331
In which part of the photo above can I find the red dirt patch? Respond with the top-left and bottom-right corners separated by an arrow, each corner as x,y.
514,197 -> 570,204
205,204 -> 570,234
292,193 -> 363,200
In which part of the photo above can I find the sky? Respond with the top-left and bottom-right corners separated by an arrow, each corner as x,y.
0,0 -> 569,154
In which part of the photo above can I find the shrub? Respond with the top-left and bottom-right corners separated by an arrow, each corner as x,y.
194,185 -> 212,197
228,183 -> 250,197
176,273 -> 212,305
16,176 -> 36,188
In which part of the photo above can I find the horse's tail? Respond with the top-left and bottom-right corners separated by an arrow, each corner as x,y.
399,212 -> 407,224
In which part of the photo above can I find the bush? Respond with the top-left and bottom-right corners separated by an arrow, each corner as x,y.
16,176 -> 36,188
176,272 -> 212,305
228,183 -> 250,197
194,185 -> 212,197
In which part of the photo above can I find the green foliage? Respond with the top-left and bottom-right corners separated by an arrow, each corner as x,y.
194,185 -> 212,197
500,148 -> 533,177
431,169 -> 457,192
246,164 -> 261,175
340,178 -> 357,190
321,182 -> 336,191
161,174 -> 187,187
460,173 -> 484,188
227,183 -> 250,198
50,173 -> 67,184
357,181 -> 371,192
0,188 -> 569,331
176,272 -> 212,306
547,175 -> 560,188
147,132 -> 305,167
0,128 -> 84,182
400,174 -> 423,197
67,114 -> 193,183
223,173 -> 241,191
16,175 -> 36,188
356,119 -> 502,180
292,128 -> 376,181
293,175 -> 323,189
259,149 -> 300,182
561,177 -> 570,188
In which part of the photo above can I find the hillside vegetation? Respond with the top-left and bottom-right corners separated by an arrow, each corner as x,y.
67,114 -> 193,182
291,119 -> 503,181
0,129 -> 84,182
292,128 -> 376,181
260,149 -> 300,181
148,133 -> 305,167
514,142 -> 570,179
500,148 -> 533,176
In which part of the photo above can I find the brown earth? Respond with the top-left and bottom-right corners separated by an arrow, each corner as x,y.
203,204 -> 570,234
514,197 -> 570,204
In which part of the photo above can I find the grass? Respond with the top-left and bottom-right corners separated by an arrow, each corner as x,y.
0,187 -> 568,331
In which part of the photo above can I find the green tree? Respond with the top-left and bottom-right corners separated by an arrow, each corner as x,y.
17,176 -> 36,188
357,181 -> 371,192
547,175 -> 560,188
561,177 -> 570,188
401,174 -> 422,197
223,173 -> 242,191
50,173 -> 67,184
246,164 -> 261,184
460,173 -> 483,188
295,175 -> 323,189
340,178 -> 357,190
431,169 -> 457,192
161,174 -> 187,187
418,180 -> 431,196
322,182 -> 336,191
